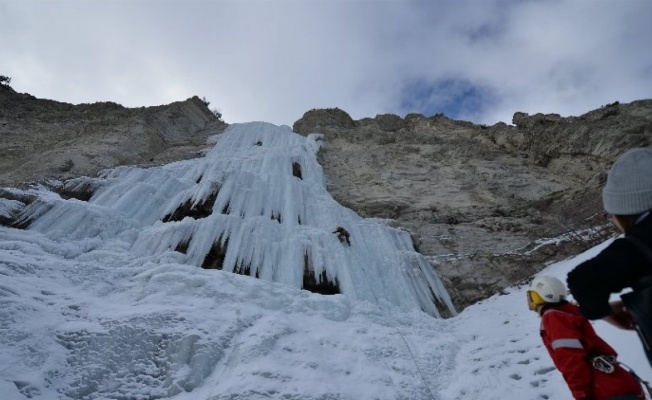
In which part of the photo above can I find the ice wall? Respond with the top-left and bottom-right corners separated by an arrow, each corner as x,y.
17,122 -> 455,317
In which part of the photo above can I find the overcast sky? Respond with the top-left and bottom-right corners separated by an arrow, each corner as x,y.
2,0 -> 651,127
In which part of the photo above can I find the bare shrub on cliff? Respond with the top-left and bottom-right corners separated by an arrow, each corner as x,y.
0,75 -> 15,93
199,96 -> 223,121
211,108 -> 223,121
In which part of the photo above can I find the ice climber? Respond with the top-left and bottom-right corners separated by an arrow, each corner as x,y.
528,276 -> 644,400
567,147 -> 652,368
333,226 -> 351,246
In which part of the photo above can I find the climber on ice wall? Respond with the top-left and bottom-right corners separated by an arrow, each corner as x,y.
333,226 -> 351,246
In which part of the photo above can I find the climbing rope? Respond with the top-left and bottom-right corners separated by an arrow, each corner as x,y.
394,325 -> 439,400
618,361 -> 652,399
355,256 -> 438,400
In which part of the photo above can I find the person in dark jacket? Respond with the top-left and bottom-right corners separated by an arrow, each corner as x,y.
528,276 -> 644,400
566,148 -> 652,367
333,226 -> 351,246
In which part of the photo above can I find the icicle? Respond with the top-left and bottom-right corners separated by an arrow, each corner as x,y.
18,122 -> 456,317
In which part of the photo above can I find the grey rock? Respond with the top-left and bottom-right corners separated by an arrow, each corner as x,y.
300,102 -> 652,310
2,83 -> 651,312
292,107 -> 356,134
0,86 -> 226,186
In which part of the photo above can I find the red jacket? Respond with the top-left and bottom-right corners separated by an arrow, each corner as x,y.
540,302 -> 642,400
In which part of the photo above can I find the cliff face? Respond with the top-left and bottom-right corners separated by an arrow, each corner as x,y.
2,82 -> 651,311
0,86 -> 226,186
293,101 -> 652,308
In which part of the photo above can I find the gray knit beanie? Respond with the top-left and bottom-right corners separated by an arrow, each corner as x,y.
602,147 -> 652,215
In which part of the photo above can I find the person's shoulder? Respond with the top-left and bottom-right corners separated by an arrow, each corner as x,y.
571,237 -> 633,272
542,303 -> 583,323
609,236 -> 639,252
541,303 -> 570,316
541,308 -> 568,326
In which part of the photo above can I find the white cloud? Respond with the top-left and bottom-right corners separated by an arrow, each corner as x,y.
1,0 -> 650,126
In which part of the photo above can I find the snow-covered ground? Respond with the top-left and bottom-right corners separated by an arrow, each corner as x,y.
1,122 -> 650,400
444,240 -> 652,399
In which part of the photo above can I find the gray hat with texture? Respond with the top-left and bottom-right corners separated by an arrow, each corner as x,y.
602,147 -> 652,215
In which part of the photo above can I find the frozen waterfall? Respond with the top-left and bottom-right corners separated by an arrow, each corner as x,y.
16,122 -> 455,317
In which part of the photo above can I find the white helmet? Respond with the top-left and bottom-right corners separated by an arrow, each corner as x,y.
529,276 -> 567,304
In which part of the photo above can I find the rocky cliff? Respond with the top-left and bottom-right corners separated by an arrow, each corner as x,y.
293,101 -> 652,308
0,84 -> 226,186
2,81 -> 651,311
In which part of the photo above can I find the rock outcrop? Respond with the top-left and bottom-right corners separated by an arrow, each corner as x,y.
2,81 -> 651,312
0,85 -> 226,186
292,108 -> 356,134
294,100 -> 652,308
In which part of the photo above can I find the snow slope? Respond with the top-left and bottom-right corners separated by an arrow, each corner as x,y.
1,122 -> 650,399
444,240 -> 652,399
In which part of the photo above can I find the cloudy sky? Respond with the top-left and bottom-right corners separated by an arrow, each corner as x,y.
2,0 -> 651,127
